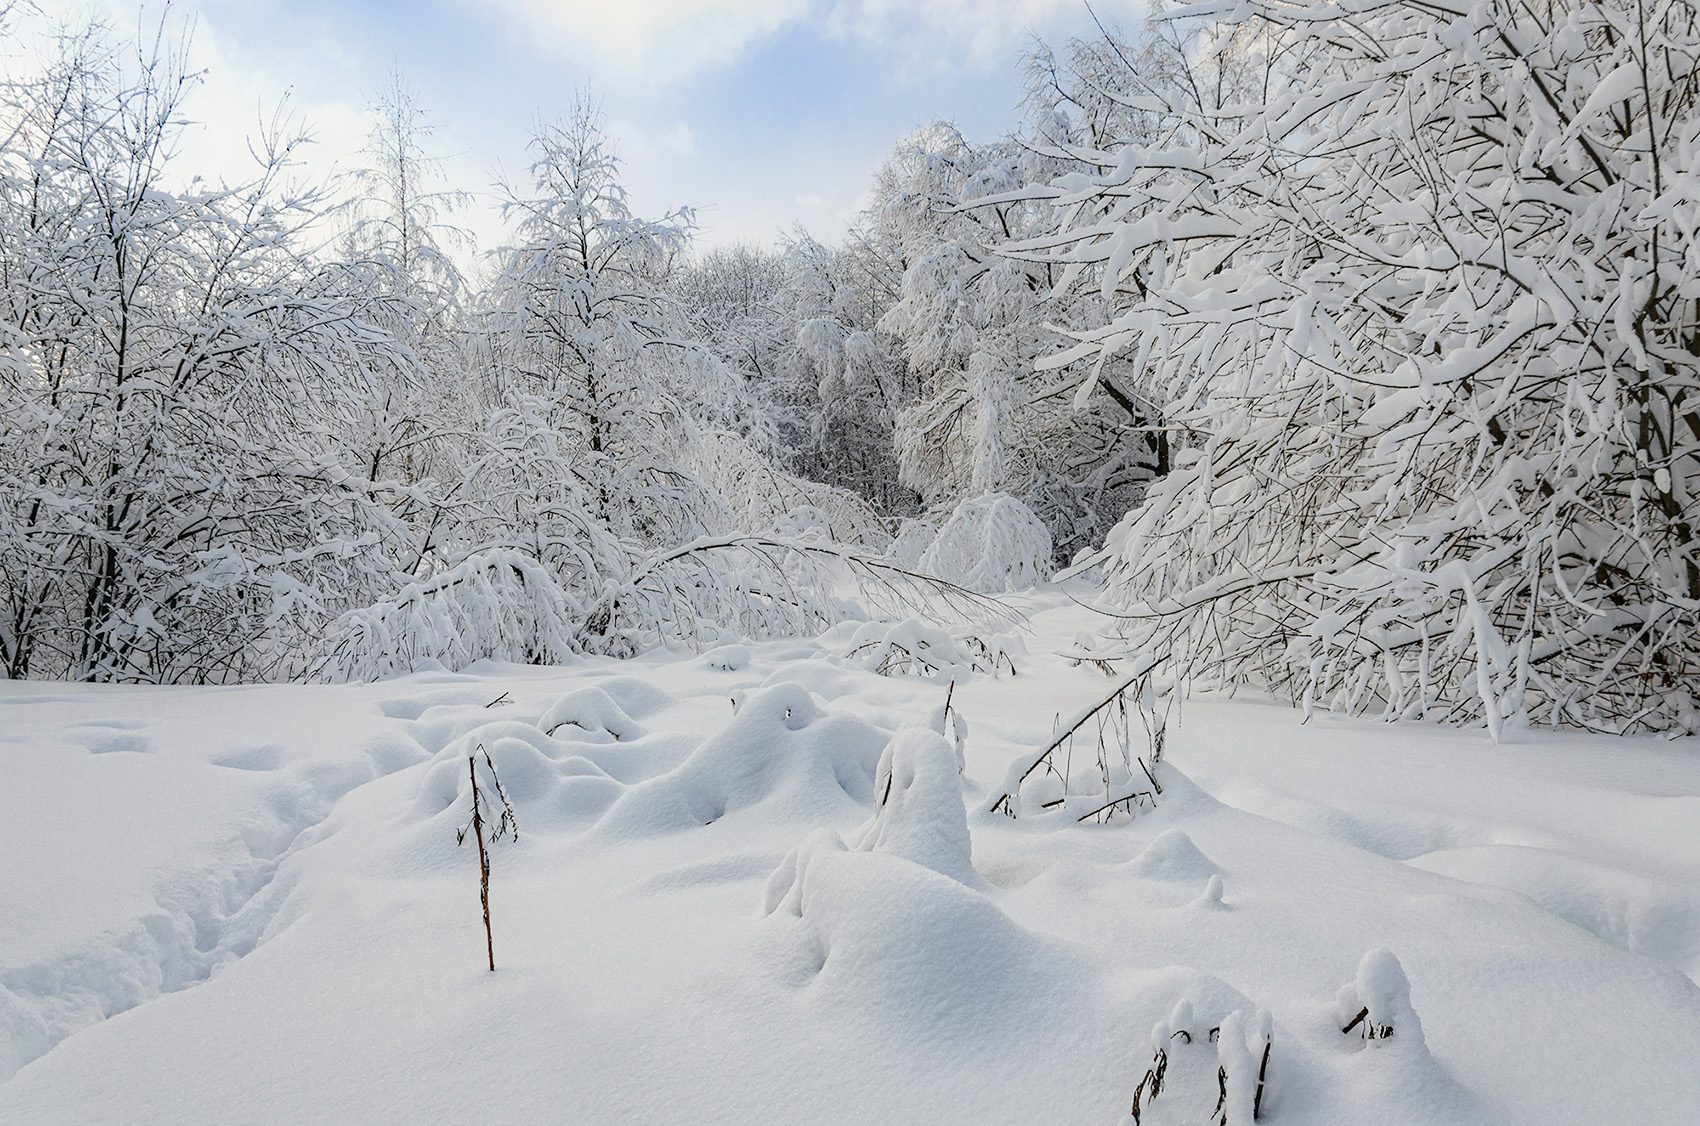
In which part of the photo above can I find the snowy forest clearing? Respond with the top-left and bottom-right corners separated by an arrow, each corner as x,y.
4,586 -> 1697,1125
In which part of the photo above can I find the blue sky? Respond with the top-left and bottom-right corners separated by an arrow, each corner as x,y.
19,0 -> 1146,254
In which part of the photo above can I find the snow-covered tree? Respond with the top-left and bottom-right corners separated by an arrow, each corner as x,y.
868,120 -> 1164,564
1023,0 -> 1700,733
0,21 -> 422,681
676,229 -> 920,512
318,104 -> 944,674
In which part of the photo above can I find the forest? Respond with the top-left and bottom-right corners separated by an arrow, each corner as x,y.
4,0 -> 1698,737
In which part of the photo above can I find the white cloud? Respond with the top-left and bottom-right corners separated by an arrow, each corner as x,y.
14,1 -> 368,192
472,0 -> 811,80
607,117 -> 699,164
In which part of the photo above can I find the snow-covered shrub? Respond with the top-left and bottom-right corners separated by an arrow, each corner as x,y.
986,660 -> 1169,822
840,618 -> 1019,678
1338,948 -> 1424,1050
1026,0 -> 1700,734
888,518 -> 941,569
317,550 -> 583,681
538,687 -> 642,742
915,493 -> 1052,594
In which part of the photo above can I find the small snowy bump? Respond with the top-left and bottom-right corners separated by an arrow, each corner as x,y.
1194,873 -> 1226,908
538,687 -> 643,742
1128,829 -> 1222,884
701,644 -> 751,671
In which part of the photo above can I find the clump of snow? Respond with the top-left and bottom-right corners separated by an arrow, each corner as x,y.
914,492 -> 1053,594
700,644 -> 750,671
1217,1008 -> 1274,1124
853,728 -> 980,887
1195,873 -> 1226,909
538,686 -> 643,742
1339,948 -> 1424,1049
1127,828 -> 1222,884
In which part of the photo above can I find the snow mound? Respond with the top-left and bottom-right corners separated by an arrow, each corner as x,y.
1407,844 -> 1700,977
414,721 -> 622,836
851,728 -> 981,887
591,683 -> 887,838
1127,829 -> 1223,885
700,644 -> 751,671
538,686 -> 643,743
915,492 -> 1052,594
1338,948 -> 1424,1050
580,675 -> 676,719
762,830 -> 1075,1041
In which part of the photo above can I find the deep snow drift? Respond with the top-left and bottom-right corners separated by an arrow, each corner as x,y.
3,588 -> 1698,1124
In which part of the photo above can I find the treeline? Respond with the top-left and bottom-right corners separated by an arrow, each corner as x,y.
5,2 -> 1699,735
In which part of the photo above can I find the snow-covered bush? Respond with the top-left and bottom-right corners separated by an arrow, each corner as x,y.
1025,0 -> 1700,733
986,661 -> 1169,822
840,618 -> 1020,678
317,550 -> 583,681
914,493 -> 1052,594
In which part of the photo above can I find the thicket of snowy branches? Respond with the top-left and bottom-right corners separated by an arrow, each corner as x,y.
0,30 -> 424,681
1019,0 -> 1700,733
0,22 -> 960,683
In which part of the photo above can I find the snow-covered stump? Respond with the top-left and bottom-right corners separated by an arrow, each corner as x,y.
1338,948 -> 1424,1051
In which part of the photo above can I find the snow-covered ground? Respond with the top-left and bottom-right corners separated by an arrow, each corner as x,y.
4,588 -> 1698,1124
